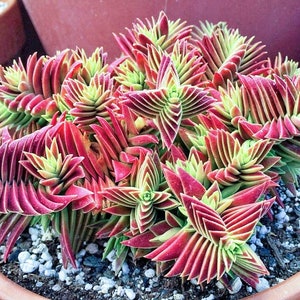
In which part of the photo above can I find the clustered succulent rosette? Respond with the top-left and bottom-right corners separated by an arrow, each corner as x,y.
0,11 -> 299,292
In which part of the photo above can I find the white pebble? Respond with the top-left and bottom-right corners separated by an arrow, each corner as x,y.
275,210 -> 286,221
106,250 -> 116,262
190,278 -> 199,285
255,239 -> 263,248
115,286 -> 125,296
100,277 -> 115,293
75,273 -> 85,285
101,277 -> 115,285
30,254 -> 37,261
18,251 -> 31,263
93,285 -> 101,291
36,281 -> 43,288
65,277 -> 73,285
125,288 -> 136,300
228,277 -> 242,294
86,243 -> 99,254
283,257 -> 290,264
255,277 -> 270,292
44,260 -> 53,269
85,283 -> 93,290
32,243 -> 47,254
216,281 -> 224,289
58,269 -> 68,281
144,268 -> 155,278
20,259 -> 39,273
76,249 -> 86,258
65,264 -> 78,274
286,189 -> 295,198
52,284 -> 61,291
249,235 -> 257,244
31,234 -> 39,242
174,294 -> 185,300
41,251 -> 52,261
250,243 -> 257,252
258,225 -> 269,237
57,252 -> 62,261
44,269 -> 56,277
29,227 -> 39,237
38,264 -> 46,275
41,229 -> 53,241
122,262 -> 130,275
203,295 -> 215,300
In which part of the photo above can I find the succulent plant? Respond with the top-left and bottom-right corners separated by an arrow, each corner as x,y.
102,151 -> 178,235
146,182 -> 274,287
0,11 -> 299,293
122,55 -> 214,149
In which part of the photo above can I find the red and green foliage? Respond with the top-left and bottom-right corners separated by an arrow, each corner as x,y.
0,11 -> 299,291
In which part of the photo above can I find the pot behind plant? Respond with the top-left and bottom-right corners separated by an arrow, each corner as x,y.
22,0 -> 300,62
0,0 -> 25,65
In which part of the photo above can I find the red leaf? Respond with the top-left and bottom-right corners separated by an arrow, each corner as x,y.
104,205 -> 132,216
3,215 -> 31,262
150,220 -> 173,236
146,230 -> 192,261
167,232 -> 201,276
163,167 -> 183,200
178,167 -> 206,199
122,231 -> 160,249
112,160 -> 132,182
228,182 -> 269,207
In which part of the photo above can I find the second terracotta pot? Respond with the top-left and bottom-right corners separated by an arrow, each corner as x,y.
0,0 -> 25,65
22,0 -> 300,63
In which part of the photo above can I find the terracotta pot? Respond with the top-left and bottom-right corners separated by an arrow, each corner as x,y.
5,1 -> 300,299
1,271 -> 300,299
243,272 -> 300,300
0,272 -> 48,299
0,0 -> 25,65
21,0 -> 300,63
